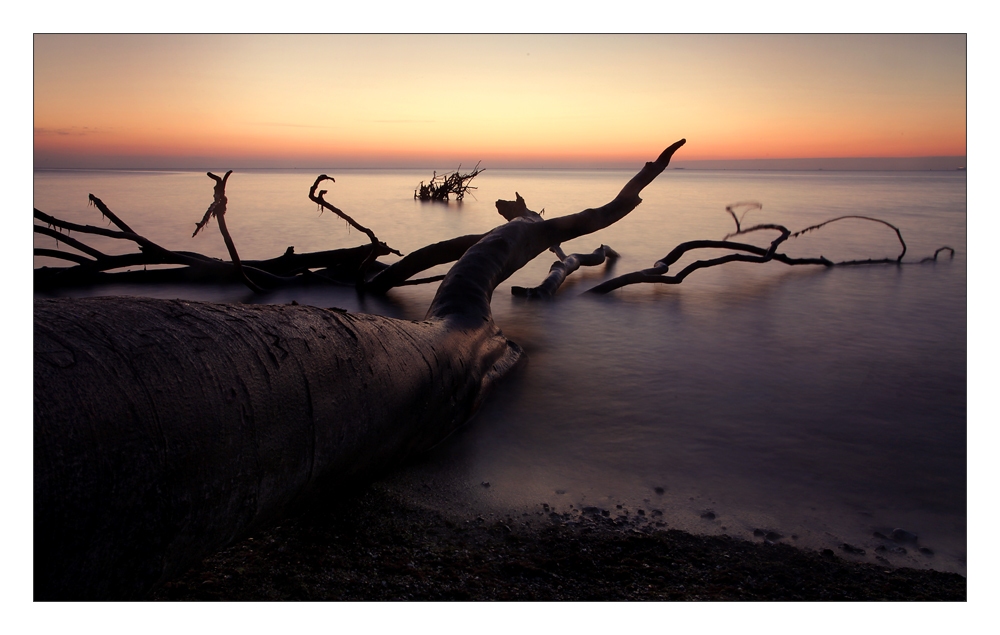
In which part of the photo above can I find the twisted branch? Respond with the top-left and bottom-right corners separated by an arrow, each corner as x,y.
512,244 -> 620,299
191,171 -> 264,294
586,203 -> 952,295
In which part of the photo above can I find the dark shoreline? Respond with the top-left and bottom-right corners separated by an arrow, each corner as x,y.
152,482 -> 966,602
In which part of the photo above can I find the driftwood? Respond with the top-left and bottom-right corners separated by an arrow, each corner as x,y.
33,173 -> 401,292
414,163 -> 483,201
512,243 -> 619,299
34,140 -> 687,600
308,174 -> 402,285
33,139 -> 956,600
585,207 -> 952,295
501,200 -> 953,298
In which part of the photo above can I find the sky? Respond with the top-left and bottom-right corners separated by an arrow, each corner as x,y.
33,33 -> 966,169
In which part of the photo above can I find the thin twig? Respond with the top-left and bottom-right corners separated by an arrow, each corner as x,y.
724,201 -> 762,234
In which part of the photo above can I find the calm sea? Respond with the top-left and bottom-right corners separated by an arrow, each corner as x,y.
33,166 -> 967,574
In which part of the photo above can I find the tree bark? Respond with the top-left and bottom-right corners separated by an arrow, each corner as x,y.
33,140 -> 686,600
34,296 -> 517,600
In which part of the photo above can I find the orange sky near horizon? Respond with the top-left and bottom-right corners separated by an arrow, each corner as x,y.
33,34 -> 967,168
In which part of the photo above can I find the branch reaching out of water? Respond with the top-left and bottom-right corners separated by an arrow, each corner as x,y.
724,201 -> 762,234
308,174 -> 402,285
192,171 -> 264,294
586,205 -> 953,295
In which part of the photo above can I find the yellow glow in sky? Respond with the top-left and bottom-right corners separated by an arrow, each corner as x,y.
33,34 -> 967,168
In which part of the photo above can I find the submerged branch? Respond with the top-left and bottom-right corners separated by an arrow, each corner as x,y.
414,162 -> 484,202
512,244 -> 619,299
586,205 -> 949,294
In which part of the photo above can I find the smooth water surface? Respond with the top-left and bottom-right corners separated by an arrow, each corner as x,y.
34,166 -> 967,573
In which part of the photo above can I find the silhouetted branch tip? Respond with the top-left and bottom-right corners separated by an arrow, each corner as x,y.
725,201 -> 763,234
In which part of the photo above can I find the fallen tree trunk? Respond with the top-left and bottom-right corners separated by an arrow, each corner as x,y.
34,296 -> 519,600
33,140 -> 687,600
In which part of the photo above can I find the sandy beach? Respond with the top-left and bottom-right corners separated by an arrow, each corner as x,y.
152,480 -> 965,602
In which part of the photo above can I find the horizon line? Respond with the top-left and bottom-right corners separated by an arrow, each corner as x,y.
32,167 -> 970,172
33,154 -> 967,172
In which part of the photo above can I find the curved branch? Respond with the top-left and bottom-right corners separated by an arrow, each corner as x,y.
587,237 -> 839,295
724,201 -> 762,234
307,175 -> 402,285
920,246 -> 956,263
308,175 -> 380,243
587,220 -> 945,295
512,244 -> 619,299
540,139 -> 687,245
426,140 -> 686,325
792,215 -> 907,262
722,223 -> 792,259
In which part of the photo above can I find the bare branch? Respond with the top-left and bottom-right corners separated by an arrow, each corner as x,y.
307,175 -> 403,286
791,215 -> 907,262
539,139 -> 687,245
587,207 -> 950,295
88,194 -> 136,234
587,239 -> 833,295
34,248 -> 95,265
920,246 -> 956,263
414,162 -> 483,201
364,233 -> 484,294
512,244 -> 619,299
34,222 -> 108,260
724,201 -> 762,234
191,171 -> 264,294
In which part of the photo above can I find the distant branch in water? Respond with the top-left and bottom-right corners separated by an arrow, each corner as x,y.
414,163 -> 484,202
